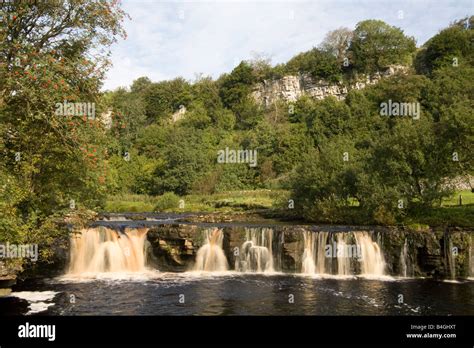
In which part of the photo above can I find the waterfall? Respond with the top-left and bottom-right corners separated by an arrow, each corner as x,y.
399,238 -> 410,277
336,233 -> 351,276
315,231 -> 329,274
354,232 -> 386,276
444,232 -> 456,280
237,228 -> 274,272
301,231 -> 316,274
67,227 -> 149,274
301,230 -> 385,277
400,238 -> 407,277
193,228 -> 228,272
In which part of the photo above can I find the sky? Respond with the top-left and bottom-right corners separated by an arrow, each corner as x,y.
102,0 -> 473,90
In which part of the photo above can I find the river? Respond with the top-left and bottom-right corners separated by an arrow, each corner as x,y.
1,214 -> 473,316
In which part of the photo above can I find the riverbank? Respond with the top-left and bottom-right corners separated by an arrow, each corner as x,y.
104,189 -> 474,227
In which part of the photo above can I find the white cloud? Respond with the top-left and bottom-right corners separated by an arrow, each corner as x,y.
102,0 -> 472,90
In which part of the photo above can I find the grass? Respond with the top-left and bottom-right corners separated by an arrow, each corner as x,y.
441,190 -> 474,206
404,204 -> 474,228
104,190 -> 473,227
104,190 -> 289,213
104,194 -> 160,212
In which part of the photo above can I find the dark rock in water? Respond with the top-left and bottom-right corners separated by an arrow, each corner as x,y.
146,225 -> 198,271
0,277 -> 16,289
0,295 -> 29,315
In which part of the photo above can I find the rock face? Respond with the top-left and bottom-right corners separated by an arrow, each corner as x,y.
171,105 -> 186,123
252,65 -> 408,107
145,223 -> 473,279
0,260 -> 21,294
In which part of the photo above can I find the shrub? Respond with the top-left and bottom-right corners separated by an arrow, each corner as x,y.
154,192 -> 180,212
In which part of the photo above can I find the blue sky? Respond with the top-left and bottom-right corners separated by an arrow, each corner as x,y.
103,0 -> 473,90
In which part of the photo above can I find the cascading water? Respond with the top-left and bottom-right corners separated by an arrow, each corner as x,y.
193,228 -> 229,272
399,238 -> 410,277
237,228 -> 275,272
301,230 -> 385,277
336,233 -> 351,276
354,232 -> 386,276
67,227 -> 149,274
444,232 -> 456,280
301,231 -> 316,274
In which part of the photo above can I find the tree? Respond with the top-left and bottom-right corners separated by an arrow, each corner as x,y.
320,27 -> 353,64
106,87 -> 147,151
248,52 -> 273,81
303,97 -> 352,147
218,61 -> 256,111
284,48 -> 341,82
415,16 -> 474,75
0,0 -> 126,262
144,78 -> 193,122
349,20 -> 416,73
130,76 -> 152,94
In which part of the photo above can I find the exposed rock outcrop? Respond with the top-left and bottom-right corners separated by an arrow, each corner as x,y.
252,65 -> 408,107
145,223 -> 473,278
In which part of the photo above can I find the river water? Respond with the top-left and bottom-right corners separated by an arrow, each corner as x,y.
3,273 -> 473,315
1,215 -> 473,316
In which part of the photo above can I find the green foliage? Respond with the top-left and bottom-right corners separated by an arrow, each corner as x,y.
349,20 -> 416,73
154,192 -> 180,212
218,61 -> 256,111
284,48 -> 342,82
304,97 -> 353,146
289,66 -> 473,224
0,0 -> 126,264
143,78 -> 193,122
105,16 -> 472,228
415,16 -> 474,75
107,151 -> 161,195
150,127 -> 215,195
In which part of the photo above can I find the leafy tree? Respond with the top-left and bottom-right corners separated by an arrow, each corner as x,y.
107,150 -> 161,195
218,61 -> 256,111
0,0 -> 126,262
415,16 -> 474,75
290,136 -> 361,223
150,127 -> 215,195
284,48 -> 341,81
179,101 -> 212,129
349,20 -> 416,73
130,76 -> 152,94
320,27 -> 353,64
144,78 -> 193,122
303,97 -> 352,147
106,87 -> 147,151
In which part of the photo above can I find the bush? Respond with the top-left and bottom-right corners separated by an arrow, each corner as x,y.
154,192 -> 180,212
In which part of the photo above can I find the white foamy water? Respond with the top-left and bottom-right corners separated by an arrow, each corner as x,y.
67,227 -> 149,275
193,228 -> 229,272
237,228 -> 275,273
10,291 -> 59,314
57,270 -> 161,282
301,230 -> 386,277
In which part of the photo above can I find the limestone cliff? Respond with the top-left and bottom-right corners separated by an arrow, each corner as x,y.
252,65 -> 408,107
